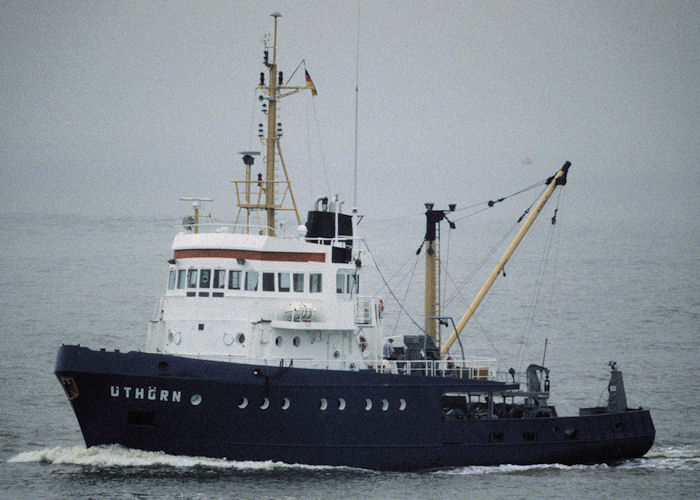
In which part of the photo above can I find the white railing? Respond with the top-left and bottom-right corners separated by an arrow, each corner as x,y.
175,353 -> 362,371
177,221 -> 364,245
170,352 -> 496,379
367,357 -> 496,379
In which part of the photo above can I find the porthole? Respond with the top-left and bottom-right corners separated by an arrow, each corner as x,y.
237,333 -> 245,344
320,398 -> 328,411
237,397 -> 248,409
381,399 -> 389,411
281,397 -> 290,410
333,350 -> 340,359
564,428 -> 579,440
259,397 -> 270,410
399,399 -> 407,411
365,398 -> 372,411
190,394 -> 202,406
275,336 -> 282,346
337,398 -> 346,411
293,336 -> 301,347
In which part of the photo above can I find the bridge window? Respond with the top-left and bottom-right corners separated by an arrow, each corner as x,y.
228,270 -> 241,290
347,274 -> 359,294
336,274 -> 345,293
187,269 -> 198,288
278,273 -> 290,292
213,269 -> 226,289
262,272 -> 275,291
177,269 -> 186,289
293,273 -> 304,292
245,271 -> 259,291
310,273 -> 322,293
336,272 -> 359,295
168,270 -> 176,289
199,269 -> 211,288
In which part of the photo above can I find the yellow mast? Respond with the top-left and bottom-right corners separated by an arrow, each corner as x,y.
231,13 -> 314,236
264,13 -> 280,236
439,162 -> 571,358
423,203 -> 456,344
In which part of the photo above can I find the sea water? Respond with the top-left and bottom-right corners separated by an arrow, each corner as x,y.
1,213 -> 698,499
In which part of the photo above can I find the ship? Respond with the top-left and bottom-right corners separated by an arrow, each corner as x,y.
55,14 -> 654,471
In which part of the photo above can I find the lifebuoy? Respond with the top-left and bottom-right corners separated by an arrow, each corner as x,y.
358,334 -> 367,352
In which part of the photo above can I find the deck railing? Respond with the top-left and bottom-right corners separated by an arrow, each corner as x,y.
175,352 -> 496,379
367,357 -> 495,379
177,221 -> 362,245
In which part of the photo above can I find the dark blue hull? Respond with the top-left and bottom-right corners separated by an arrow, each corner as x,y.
55,345 -> 655,471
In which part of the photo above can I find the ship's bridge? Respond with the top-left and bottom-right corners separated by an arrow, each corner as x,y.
146,222 -> 384,370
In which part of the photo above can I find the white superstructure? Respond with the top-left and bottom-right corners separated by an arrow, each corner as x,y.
145,220 -> 386,370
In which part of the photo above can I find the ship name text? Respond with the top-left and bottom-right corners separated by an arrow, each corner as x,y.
110,385 -> 181,403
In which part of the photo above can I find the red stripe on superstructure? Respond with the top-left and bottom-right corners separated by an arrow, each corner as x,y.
173,249 -> 326,262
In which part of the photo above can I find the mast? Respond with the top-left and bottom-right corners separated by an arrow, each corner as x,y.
232,13 -> 315,235
264,13 -> 280,236
180,197 -> 213,234
439,161 -> 571,358
423,203 -> 456,344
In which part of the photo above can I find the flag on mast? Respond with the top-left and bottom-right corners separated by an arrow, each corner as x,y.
305,70 -> 318,96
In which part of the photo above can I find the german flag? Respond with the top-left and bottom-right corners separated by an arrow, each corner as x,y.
305,70 -> 318,96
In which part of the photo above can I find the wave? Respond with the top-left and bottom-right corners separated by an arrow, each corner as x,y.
8,444 -> 698,473
436,446 -> 700,475
7,444 -> 358,471
436,463 -> 608,475
617,445 -> 700,472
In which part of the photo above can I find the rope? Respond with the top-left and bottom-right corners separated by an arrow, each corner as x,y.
392,255 -> 421,336
443,218 -> 521,309
284,59 -> 305,86
366,177 -> 547,224
453,179 -> 546,218
247,88 -> 260,151
363,239 -> 426,333
310,98 -> 332,197
372,247 -> 419,296
515,186 -> 566,371
443,223 -> 452,318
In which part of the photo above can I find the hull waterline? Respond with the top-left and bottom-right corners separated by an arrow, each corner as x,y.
56,345 -> 655,471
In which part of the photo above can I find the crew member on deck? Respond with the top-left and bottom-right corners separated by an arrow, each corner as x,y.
383,338 -> 395,360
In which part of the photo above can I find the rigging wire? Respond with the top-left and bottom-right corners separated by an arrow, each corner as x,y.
284,59 -> 305,86
453,179 -> 546,216
540,187 -> 566,363
363,239 -> 426,333
247,88 -> 260,151
515,186 -> 566,371
443,217 -> 522,309
442,222 -> 452,319
365,174 -> 554,340
353,0 -> 361,208
372,247 -> 421,296
371,178 -> 546,224
392,255 -> 421,336
307,97 -> 331,197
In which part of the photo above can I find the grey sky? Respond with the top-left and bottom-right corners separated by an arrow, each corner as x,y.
1,1 -> 698,229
